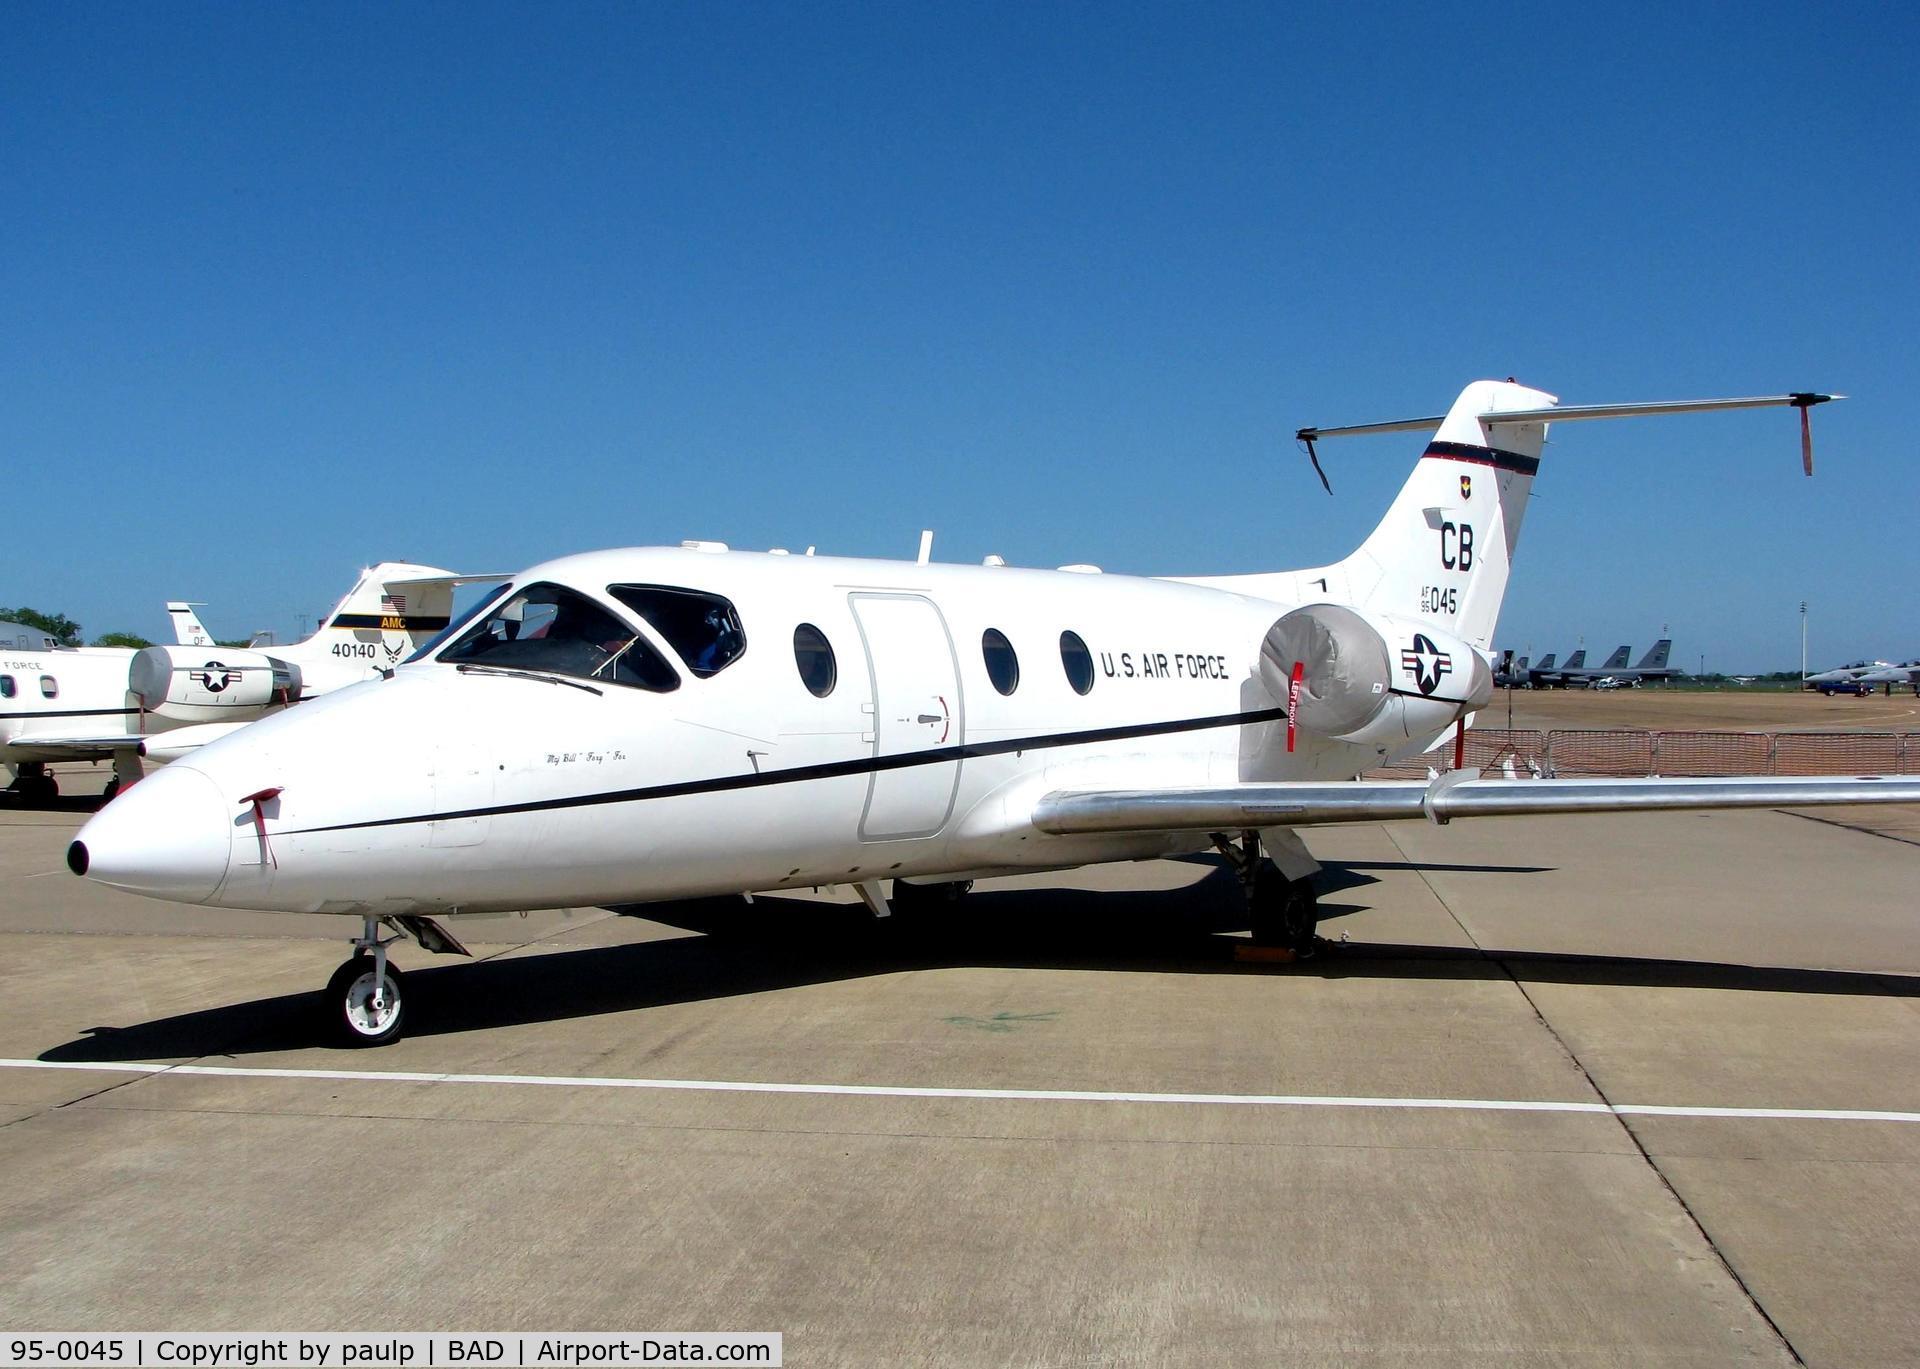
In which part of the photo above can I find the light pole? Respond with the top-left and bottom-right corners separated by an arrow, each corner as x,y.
1800,601 -> 1808,682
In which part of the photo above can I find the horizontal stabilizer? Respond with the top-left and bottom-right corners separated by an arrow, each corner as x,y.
1480,394 -> 1840,426
381,572 -> 513,588
1033,773 -> 1920,835
1297,392 -> 1840,442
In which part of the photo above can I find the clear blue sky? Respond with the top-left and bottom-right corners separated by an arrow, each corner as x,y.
4,2 -> 1914,671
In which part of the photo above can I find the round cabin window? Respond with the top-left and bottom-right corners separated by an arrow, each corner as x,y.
793,623 -> 837,697
982,628 -> 1019,695
1059,630 -> 1095,695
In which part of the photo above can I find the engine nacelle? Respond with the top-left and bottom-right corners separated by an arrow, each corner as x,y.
131,646 -> 300,723
1258,604 -> 1492,751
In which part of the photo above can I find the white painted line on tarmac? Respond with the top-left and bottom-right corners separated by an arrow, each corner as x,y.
3,1058 -> 1916,1123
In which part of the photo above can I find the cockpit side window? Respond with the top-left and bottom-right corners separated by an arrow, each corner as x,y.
439,581 -> 679,692
608,585 -> 746,679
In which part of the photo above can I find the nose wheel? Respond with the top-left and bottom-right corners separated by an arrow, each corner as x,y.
327,917 -> 406,1047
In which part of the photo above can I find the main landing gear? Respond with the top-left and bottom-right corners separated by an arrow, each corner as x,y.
1214,829 -> 1321,956
324,913 -> 471,1047
5,763 -> 58,806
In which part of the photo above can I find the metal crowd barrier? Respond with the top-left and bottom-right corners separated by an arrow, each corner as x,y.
1364,729 -> 1915,779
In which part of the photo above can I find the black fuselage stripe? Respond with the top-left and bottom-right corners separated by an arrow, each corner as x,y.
1422,441 -> 1540,476
289,706 -> 1291,835
1387,686 -> 1477,706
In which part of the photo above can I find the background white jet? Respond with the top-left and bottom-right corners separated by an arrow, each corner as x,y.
3,562 -> 496,802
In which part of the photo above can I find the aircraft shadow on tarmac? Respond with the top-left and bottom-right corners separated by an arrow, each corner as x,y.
1,791 -> 109,816
39,862 -> 1918,1063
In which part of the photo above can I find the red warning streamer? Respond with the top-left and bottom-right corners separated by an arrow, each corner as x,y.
1286,661 -> 1304,753
1789,392 -> 1832,478
239,786 -> 282,869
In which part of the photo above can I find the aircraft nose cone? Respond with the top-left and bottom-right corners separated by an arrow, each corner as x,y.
70,765 -> 233,903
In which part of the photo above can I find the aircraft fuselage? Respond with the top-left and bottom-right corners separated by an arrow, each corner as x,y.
73,546 -> 1454,916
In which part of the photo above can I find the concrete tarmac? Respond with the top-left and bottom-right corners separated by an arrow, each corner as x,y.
1,763 -> 1916,1366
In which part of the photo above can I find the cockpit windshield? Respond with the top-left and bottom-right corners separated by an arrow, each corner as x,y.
438,582 -> 680,692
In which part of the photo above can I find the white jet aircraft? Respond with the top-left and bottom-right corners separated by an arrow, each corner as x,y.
3,562 -> 493,802
70,381 -> 1920,1047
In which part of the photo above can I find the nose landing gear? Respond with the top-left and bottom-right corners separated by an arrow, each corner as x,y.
321,913 -> 472,1046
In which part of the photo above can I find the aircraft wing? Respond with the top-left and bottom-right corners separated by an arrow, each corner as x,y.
1031,772 -> 1920,835
7,735 -> 147,761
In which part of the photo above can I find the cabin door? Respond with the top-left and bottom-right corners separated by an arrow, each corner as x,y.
849,593 -> 963,840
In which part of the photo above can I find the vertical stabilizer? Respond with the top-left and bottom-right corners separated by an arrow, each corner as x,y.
166,603 -> 213,647
1636,639 -> 1672,670
311,562 -> 463,665
1337,380 -> 1555,649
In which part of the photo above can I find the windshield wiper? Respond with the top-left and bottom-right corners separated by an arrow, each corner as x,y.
454,663 -> 603,696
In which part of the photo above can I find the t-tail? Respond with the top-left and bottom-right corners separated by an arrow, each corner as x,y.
1281,381 -> 1841,652
311,563 -> 472,658
1314,380 -> 1554,650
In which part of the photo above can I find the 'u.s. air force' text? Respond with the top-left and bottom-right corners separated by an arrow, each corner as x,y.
1100,651 -> 1231,680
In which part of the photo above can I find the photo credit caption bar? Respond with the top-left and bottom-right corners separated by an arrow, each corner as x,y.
0,1336 -> 781,1367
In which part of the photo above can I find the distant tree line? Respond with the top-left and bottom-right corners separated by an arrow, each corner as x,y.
0,604 -> 229,650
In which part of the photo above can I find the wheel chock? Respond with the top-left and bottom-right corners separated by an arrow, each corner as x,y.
1233,943 -> 1300,964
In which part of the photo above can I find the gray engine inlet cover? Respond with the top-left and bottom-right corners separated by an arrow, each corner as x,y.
1259,604 -> 1392,738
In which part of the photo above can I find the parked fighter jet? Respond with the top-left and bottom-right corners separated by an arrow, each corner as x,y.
73,381 -> 1913,1047
1855,661 -> 1920,695
2,562 -> 494,802
1804,660 -> 1891,694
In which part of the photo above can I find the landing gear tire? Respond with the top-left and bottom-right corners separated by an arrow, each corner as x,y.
327,954 -> 406,1047
1249,862 -> 1319,955
100,777 -> 120,804
9,768 -> 58,806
